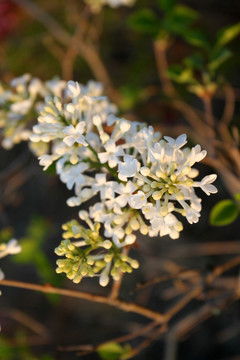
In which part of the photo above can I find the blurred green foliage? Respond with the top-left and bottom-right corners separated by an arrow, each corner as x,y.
0,331 -> 54,360
97,342 -> 132,360
10,216 -> 61,289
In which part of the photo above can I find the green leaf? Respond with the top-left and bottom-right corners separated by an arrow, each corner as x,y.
181,29 -> 210,49
13,217 -> 50,264
208,48 -> 232,71
234,192 -> 240,204
157,0 -> 176,12
215,22 -> 240,49
13,237 -> 38,263
171,5 -> 198,22
210,199 -> 239,226
0,227 -> 14,244
128,9 -> 160,36
167,65 -> 194,84
97,342 -> 132,360
183,53 -> 204,69
162,5 -> 198,36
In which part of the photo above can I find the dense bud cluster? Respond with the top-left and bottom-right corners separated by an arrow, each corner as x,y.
55,216 -> 139,286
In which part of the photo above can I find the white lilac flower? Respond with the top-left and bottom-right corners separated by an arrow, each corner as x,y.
0,75 -> 67,150
89,203 -> 108,222
114,181 -> 137,207
1,75 -> 218,246
38,154 -> 60,171
92,174 -> 118,200
0,239 -> 21,258
193,174 -> 218,195
58,162 -> 90,190
30,80 -> 117,186
63,122 -> 88,147
98,139 -> 124,168
118,155 -> 140,181
129,191 -> 147,209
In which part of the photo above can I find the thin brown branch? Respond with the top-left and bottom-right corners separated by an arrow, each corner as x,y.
206,256 -> 240,285
61,26 -> 82,81
202,95 -> 215,128
129,324 -> 167,359
164,286 -> 203,321
221,84 -> 236,126
170,304 -> 213,340
9,309 -> 50,337
58,320 -> 159,353
133,269 -> 199,293
0,279 -> 165,322
153,39 -> 176,97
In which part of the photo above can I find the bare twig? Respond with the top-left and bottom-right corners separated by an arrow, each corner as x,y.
129,324 -> 167,359
58,320 -> 159,353
9,309 -> 50,337
202,95 -> 215,129
206,256 -> 240,285
0,279 -> 165,322
221,84 -> 236,126
133,269 -> 199,293
61,25 -> 82,81
153,40 -> 176,97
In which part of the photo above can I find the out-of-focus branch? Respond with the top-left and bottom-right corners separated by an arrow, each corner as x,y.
2,254 -> 240,358
9,309 -> 50,337
58,320 -> 159,354
202,95 -> 215,129
61,25 -> 82,80
221,84 -> 236,126
128,324 -> 167,359
11,0 -> 120,103
153,40 -> 176,97
153,39 -> 213,140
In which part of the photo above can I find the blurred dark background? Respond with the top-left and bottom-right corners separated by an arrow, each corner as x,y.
0,0 -> 240,359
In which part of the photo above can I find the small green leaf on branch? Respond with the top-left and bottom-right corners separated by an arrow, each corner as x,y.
97,342 -> 132,360
210,199 -> 239,226
157,0 -> 176,12
215,22 -> 240,49
208,48 -> 232,72
128,9 -> 160,35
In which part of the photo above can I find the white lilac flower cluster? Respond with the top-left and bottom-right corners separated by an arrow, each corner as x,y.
0,239 -> 21,328
0,75 -> 217,287
0,73 -> 66,152
85,0 -> 135,13
27,79 -> 218,286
